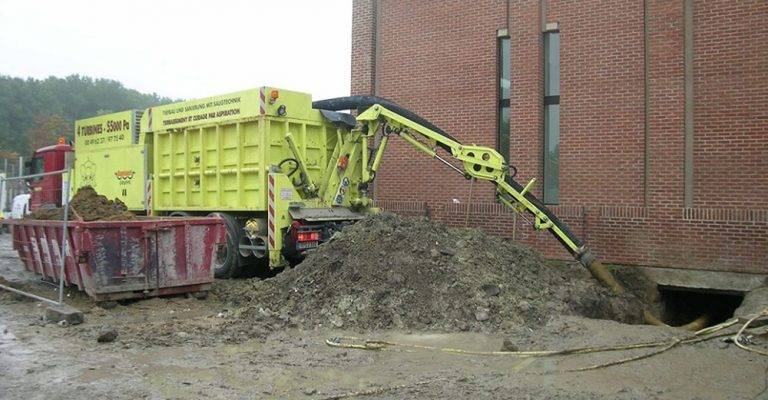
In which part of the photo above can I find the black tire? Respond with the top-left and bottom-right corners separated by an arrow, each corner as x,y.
169,211 -> 193,217
98,300 -> 118,310
191,291 -> 209,300
209,212 -> 243,279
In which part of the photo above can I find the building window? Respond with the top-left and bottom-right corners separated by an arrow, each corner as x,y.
543,30 -> 560,204
497,33 -> 511,164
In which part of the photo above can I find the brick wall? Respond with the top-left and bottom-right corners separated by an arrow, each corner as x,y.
351,0 -> 767,274
549,0 -> 646,206
692,1 -> 768,208
351,0 -> 376,97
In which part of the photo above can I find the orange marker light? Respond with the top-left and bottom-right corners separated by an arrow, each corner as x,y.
57,137 -> 66,144
270,89 -> 279,102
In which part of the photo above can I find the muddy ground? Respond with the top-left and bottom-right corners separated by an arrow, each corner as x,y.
1,228 -> 767,399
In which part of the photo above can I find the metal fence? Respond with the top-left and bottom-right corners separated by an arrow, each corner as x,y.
0,155 -> 26,214
0,168 -> 72,306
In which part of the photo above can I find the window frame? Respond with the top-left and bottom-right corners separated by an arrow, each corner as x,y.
497,33 -> 511,165
543,30 -> 560,205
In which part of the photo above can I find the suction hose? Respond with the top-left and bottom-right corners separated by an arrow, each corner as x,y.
587,259 -> 711,332
644,310 -> 711,331
586,260 -> 626,295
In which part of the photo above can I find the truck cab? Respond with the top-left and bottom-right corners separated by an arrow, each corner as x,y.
26,138 -> 73,210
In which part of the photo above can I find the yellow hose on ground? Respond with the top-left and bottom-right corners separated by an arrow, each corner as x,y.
733,308 -> 768,356
325,314 -> 766,376
325,317 -> 742,359
320,316 -> 764,399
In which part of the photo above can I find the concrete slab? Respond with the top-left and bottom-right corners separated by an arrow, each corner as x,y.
734,286 -> 768,327
637,266 -> 767,294
45,304 -> 84,325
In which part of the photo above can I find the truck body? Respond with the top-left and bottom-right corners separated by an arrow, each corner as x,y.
26,141 -> 73,210
7,216 -> 225,302
13,117 -> 226,303
71,110 -> 147,210
53,87 -> 370,277
145,88 -> 344,212
142,87 -> 370,275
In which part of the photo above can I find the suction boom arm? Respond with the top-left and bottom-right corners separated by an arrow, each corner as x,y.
313,96 -> 624,293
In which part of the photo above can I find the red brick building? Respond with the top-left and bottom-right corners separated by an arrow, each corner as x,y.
351,0 -> 767,281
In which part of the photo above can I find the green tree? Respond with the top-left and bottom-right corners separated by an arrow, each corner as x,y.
0,74 -> 177,156
28,114 -> 70,153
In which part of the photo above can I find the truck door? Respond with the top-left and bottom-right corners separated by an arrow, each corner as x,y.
26,142 -> 73,210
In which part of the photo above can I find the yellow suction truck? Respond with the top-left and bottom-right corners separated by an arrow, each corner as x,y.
72,88 -> 373,278
67,87 -> 623,294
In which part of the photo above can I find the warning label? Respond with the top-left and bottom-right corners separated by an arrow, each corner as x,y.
145,89 -> 262,132
75,110 -> 136,149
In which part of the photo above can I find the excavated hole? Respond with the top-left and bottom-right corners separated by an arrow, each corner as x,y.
658,287 -> 743,327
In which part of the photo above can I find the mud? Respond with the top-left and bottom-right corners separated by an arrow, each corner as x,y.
4,214 -> 654,350
1,232 -> 767,399
27,186 -> 135,221
214,214 -> 645,337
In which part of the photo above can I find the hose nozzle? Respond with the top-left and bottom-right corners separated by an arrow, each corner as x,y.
576,249 -> 625,294
586,260 -> 626,295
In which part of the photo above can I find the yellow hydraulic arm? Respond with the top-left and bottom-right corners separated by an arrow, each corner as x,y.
313,96 -> 624,294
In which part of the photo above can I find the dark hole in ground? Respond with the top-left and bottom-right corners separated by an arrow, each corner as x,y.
659,288 -> 743,327
239,259 -> 283,279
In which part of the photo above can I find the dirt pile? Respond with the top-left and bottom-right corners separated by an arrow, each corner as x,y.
27,186 -> 135,221
215,213 -> 643,335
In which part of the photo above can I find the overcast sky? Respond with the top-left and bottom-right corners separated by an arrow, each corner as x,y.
0,0 -> 352,100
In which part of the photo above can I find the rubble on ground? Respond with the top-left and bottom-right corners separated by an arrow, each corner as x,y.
26,186 -> 135,221
214,213 -> 644,337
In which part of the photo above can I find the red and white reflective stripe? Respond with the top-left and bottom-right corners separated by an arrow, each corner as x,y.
259,88 -> 266,115
267,174 -> 276,249
145,179 -> 152,213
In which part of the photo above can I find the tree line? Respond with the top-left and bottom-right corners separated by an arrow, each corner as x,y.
0,74 -> 176,157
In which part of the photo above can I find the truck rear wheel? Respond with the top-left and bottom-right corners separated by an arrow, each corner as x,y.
209,212 -> 243,279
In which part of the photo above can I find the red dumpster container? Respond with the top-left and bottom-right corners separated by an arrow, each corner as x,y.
6,217 -> 226,302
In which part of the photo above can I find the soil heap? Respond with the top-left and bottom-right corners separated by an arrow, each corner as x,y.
27,186 -> 135,221
216,213 -> 643,334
